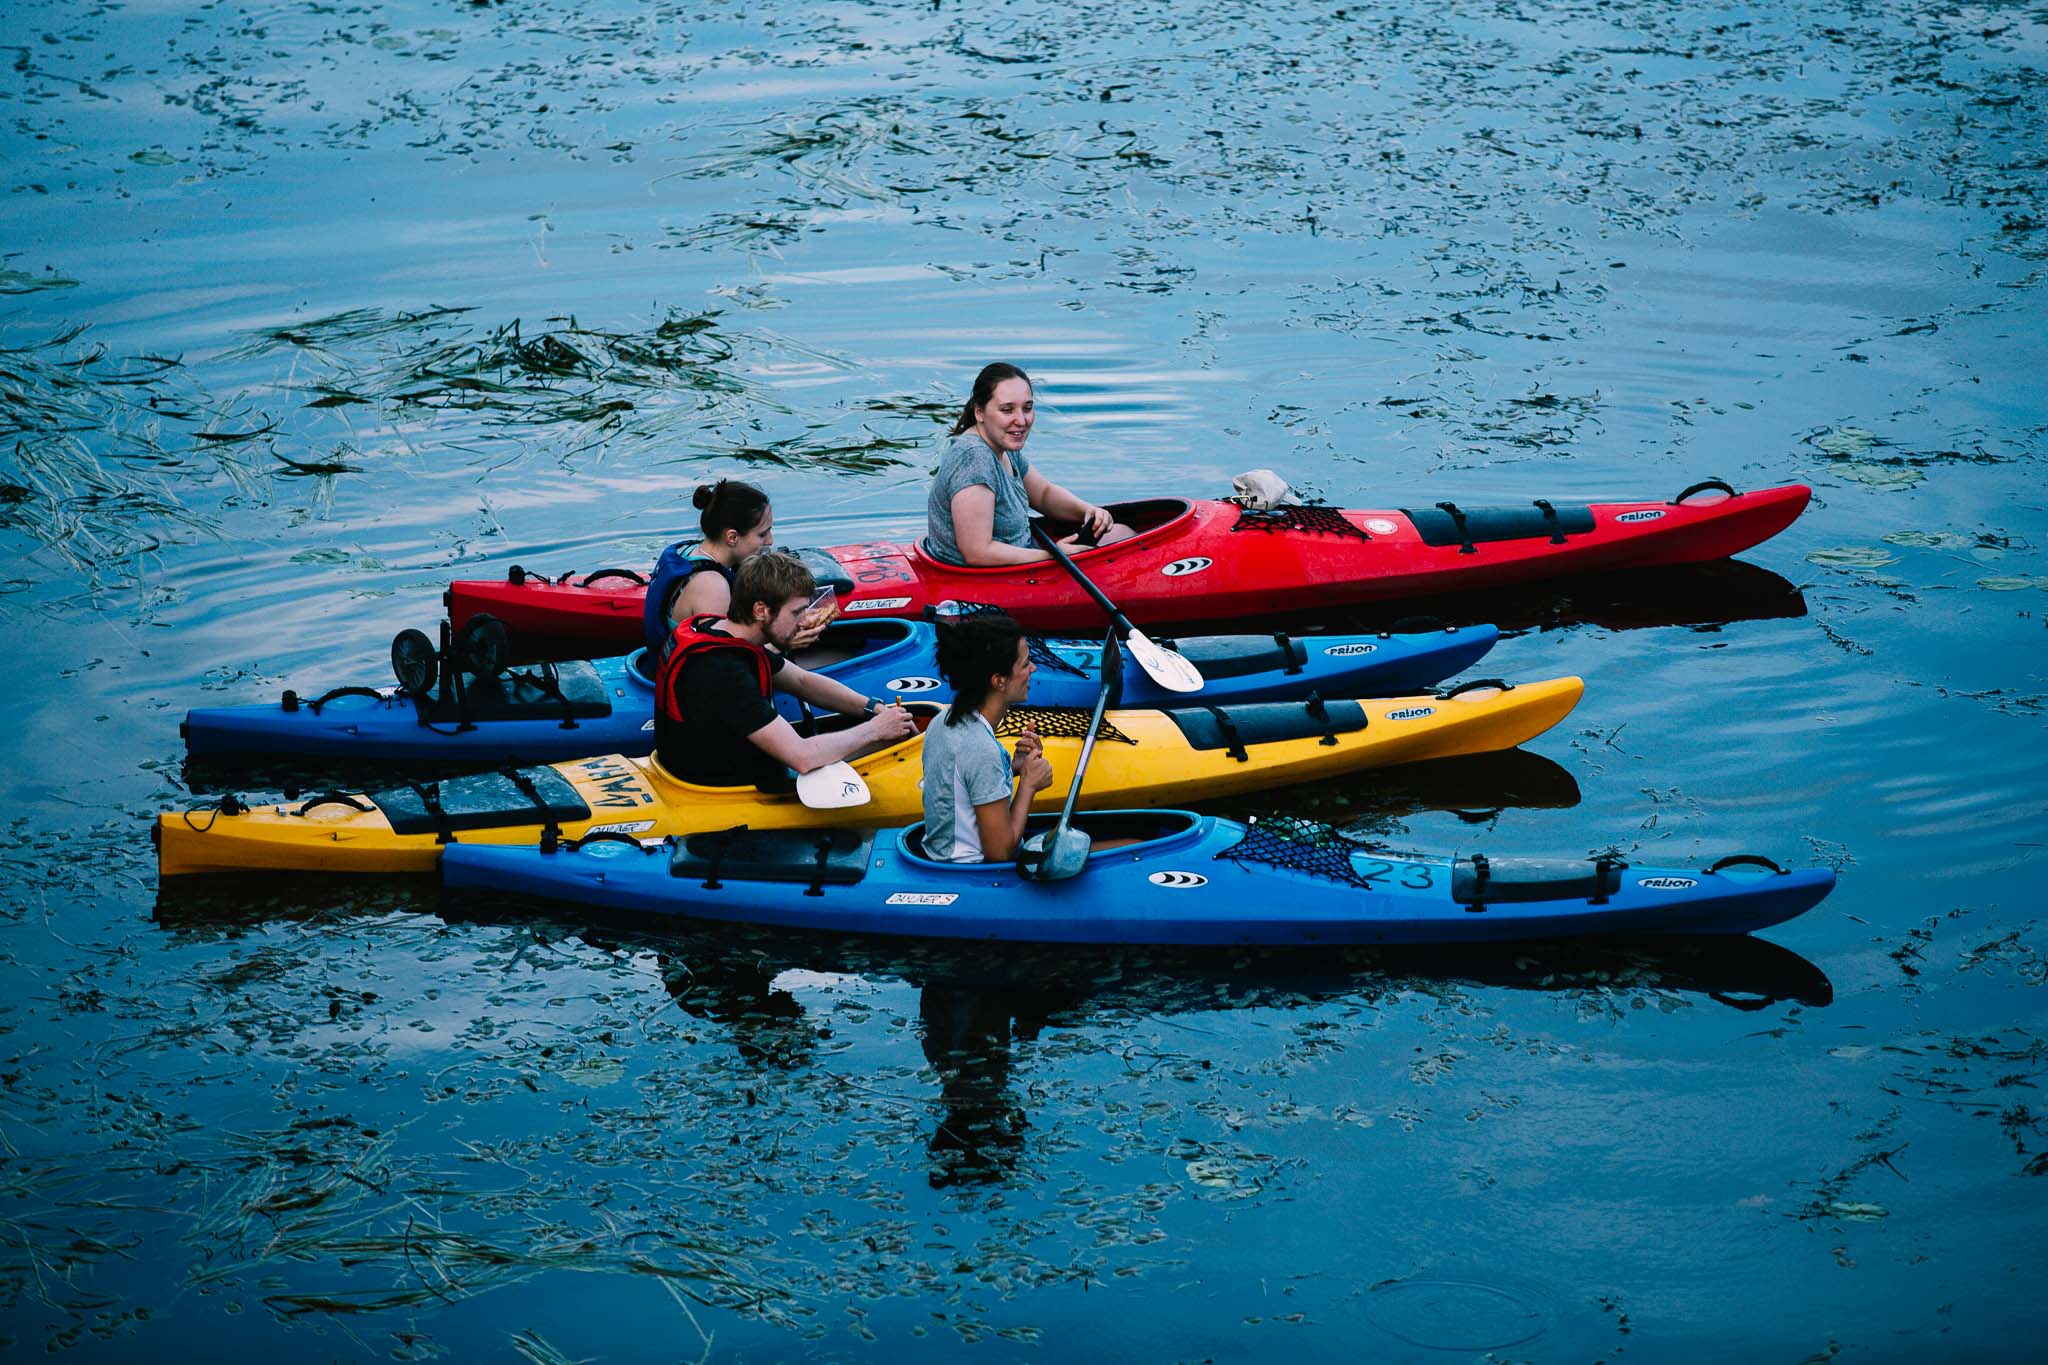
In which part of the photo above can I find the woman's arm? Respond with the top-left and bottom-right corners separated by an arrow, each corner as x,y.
969,734 -> 1055,860
671,570 -> 731,629
1022,468 -> 1115,540
950,484 -> 1050,565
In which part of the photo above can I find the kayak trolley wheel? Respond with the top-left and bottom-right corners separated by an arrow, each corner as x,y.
392,628 -> 439,695
456,614 -> 510,679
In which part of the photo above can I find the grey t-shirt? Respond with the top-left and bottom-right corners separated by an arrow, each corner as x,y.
923,431 -> 1033,566
920,711 -> 1015,862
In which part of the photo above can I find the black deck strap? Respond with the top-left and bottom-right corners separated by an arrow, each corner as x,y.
498,766 -> 549,814
1438,678 -> 1512,699
1275,632 -> 1302,675
1228,504 -> 1372,541
304,685 -> 392,716
1591,854 -> 1617,905
806,834 -> 834,898
508,563 -> 528,585
1304,691 -> 1339,746
1533,498 -> 1567,544
1436,501 -> 1477,554
1706,853 -> 1788,876
540,819 -> 561,855
1672,478 -> 1738,504
698,826 -> 741,890
292,792 -> 373,816
1204,705 -> 1249,763
1465,852 -> 1490,913
281,689 -> 299,712
409,781 -> 455,845
579,567 -> 648,588
506,662 -> 580,730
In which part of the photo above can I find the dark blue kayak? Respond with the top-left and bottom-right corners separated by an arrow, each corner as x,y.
439,810 -> 1835,947
181,618 -> 1499,765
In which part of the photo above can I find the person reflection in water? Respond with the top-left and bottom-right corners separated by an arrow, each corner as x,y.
920,982 -> 1045,1189
923,362 -> 1137,566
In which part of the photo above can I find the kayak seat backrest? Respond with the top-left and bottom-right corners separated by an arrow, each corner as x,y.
374,766 -> 590,836
1166,699 -> 1366,750
1169,634 -> 1308,681
1403,503 -> 1595,548
670,826 -> 875,886
1450,856 -> 1624,905
423,660 -> 613,724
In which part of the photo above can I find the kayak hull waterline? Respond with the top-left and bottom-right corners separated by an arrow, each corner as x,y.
447,484 -> 1813,647
180,619 -> 1500,765
155,678 -> 1583,876
441,810 -> 1835,947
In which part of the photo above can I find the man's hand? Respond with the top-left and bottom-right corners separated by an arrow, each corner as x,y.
863,704 -> 917,744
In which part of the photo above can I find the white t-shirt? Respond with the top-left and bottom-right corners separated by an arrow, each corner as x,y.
919,711 -> 1015,862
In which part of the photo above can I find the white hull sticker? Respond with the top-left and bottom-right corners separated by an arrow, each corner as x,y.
1162,557 -> 1212,577
1147,871 -> 1208,888
887,892 -> 959,906
1323,642 -> 1380,657
1615,509 -> 1665,524
885,675 -> 941,692
1637,876 -> 1698,890
585,820 -> 655,836
1365,518 -> 1399,535
845,596 -> 912,612
1386,705 -> 1435,721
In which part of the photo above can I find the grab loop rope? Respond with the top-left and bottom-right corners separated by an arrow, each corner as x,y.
181,791 -> 247,832
293,686 -> 391,715
291,792 -> 375,817
1706,853 -> 1788,875
1672,478 -> 1738,504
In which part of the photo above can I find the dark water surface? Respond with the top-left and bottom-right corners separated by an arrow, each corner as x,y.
4,0 -> 2045,1357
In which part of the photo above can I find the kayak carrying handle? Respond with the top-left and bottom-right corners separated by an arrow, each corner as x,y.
579,568 -> 648,588
1706,854 -> 1789,876
1438,678 -> 1512,698
299,685 -> 391,715
563,830 -> 659,855
1672,478 -> 1738,504
292,793 -> 374,816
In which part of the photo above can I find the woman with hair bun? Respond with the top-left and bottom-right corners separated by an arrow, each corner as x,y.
924,363 -> 1136,567
644,479 -> 799,655
919,609 -> 1056,862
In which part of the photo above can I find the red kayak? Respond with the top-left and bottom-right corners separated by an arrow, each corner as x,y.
448,479 -> 1810,647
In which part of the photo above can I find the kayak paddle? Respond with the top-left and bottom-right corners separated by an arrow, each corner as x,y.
1029,521 -> 1203,693
1017,630 -> 1118,881
796,760 -> 870,809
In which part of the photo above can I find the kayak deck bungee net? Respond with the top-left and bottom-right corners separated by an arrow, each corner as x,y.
446,480 -> 1812,647
439,810 -> 1836,947
154,677 -> 1583,876
180,617 -> 1501,766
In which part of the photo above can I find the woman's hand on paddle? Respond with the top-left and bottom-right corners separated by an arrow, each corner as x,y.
1080,504 -> 1113,539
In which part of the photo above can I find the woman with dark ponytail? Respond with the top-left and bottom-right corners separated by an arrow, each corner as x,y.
644,478 -> 781,654
923,363 -> 1136,567
920,610 -> 1056,862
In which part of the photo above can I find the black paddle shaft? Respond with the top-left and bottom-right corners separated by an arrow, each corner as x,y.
1029,520 -> 1139,638
1050,629 -> 1121,832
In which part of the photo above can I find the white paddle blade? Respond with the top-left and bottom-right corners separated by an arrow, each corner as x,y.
1127,630 -> 1204,693
795,761 -> 871,810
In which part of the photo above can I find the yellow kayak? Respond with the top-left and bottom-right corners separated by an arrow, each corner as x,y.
155,680 -> 1583,877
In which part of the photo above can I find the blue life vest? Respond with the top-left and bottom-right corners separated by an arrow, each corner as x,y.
643,545 -> 735,654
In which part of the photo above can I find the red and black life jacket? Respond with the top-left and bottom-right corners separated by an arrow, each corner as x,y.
654,615 -> 773,724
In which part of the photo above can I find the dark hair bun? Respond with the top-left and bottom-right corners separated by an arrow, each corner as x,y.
692,482 -> 719,511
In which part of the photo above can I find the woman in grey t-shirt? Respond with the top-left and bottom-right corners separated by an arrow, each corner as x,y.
923,362 -> 1137,567
920,610 -> 1056,862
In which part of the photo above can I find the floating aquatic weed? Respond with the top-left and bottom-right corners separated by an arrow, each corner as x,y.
1806,546 -> 1901,571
